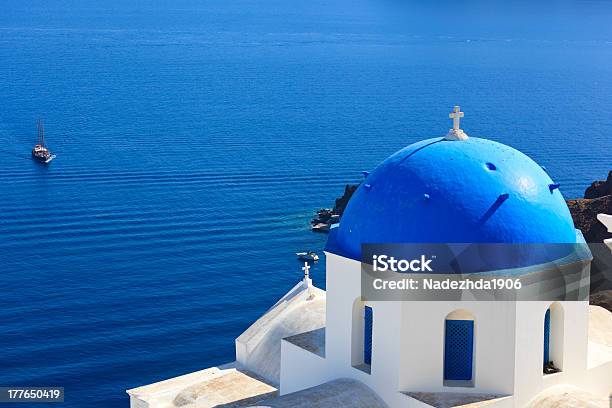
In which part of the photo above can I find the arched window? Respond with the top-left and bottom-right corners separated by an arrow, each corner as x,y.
543,302 -> 564,374
351,298 -> 372,374
444,309 -> 475,385
543,309 -> 550,363
364,306 -> 373,365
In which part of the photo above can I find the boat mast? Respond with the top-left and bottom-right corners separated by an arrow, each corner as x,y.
37,119 -> 44,147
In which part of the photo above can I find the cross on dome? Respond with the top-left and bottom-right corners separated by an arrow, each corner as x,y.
302,262 -> 310,279
449,106 -> 464,130
445,105 -> 469,141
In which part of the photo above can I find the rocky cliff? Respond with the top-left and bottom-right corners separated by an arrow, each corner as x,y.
567,171 -> 612,243
567,171 -> 612,310
333,184 -> 358,216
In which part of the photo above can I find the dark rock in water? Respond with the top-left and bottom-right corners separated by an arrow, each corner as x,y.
333,184 -> 359,216
315,208 -> 334,223
310,185 -> 359,232
584,170 -> 611,199
311,209 -> 334,232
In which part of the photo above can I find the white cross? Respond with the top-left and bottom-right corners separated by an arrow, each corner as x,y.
449,106 -> 464,130
302,262 -> 310,279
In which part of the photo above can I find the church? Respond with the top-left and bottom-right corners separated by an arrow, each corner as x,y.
127,107 -> 612,408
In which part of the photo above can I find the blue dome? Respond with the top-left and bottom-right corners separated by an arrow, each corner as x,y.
333,137 -> 578,261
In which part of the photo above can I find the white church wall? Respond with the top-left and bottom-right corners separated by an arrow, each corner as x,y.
324,252 -> 408,407
311,251 -> 604,408
470,302 -> 516,394
324,252 -> 517,403
513,301 -> 590,407
583,362 -> 612,398
399,301 -> 444,392
279,339 -> 329,395
398,301 -> 516,395
367,300 -> 403,404
324,252 -> 362,373
129,395 -> 149,408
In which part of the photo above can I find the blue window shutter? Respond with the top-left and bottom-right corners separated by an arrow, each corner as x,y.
364,306 -> 373,365
444,320 -> 474,381
544,309 -> 550,364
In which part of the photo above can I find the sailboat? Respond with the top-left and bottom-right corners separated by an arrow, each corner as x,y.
31,119 -> 56,163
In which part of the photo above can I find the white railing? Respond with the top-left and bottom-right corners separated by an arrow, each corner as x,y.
597,214 -> 612,252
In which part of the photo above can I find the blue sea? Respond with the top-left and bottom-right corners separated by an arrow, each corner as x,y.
0,1 -> 611,406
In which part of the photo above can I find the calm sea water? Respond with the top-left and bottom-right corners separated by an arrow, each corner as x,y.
1,1 -> 611,406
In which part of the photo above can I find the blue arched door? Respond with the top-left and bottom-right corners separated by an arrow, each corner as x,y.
444,319 -> 474,381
